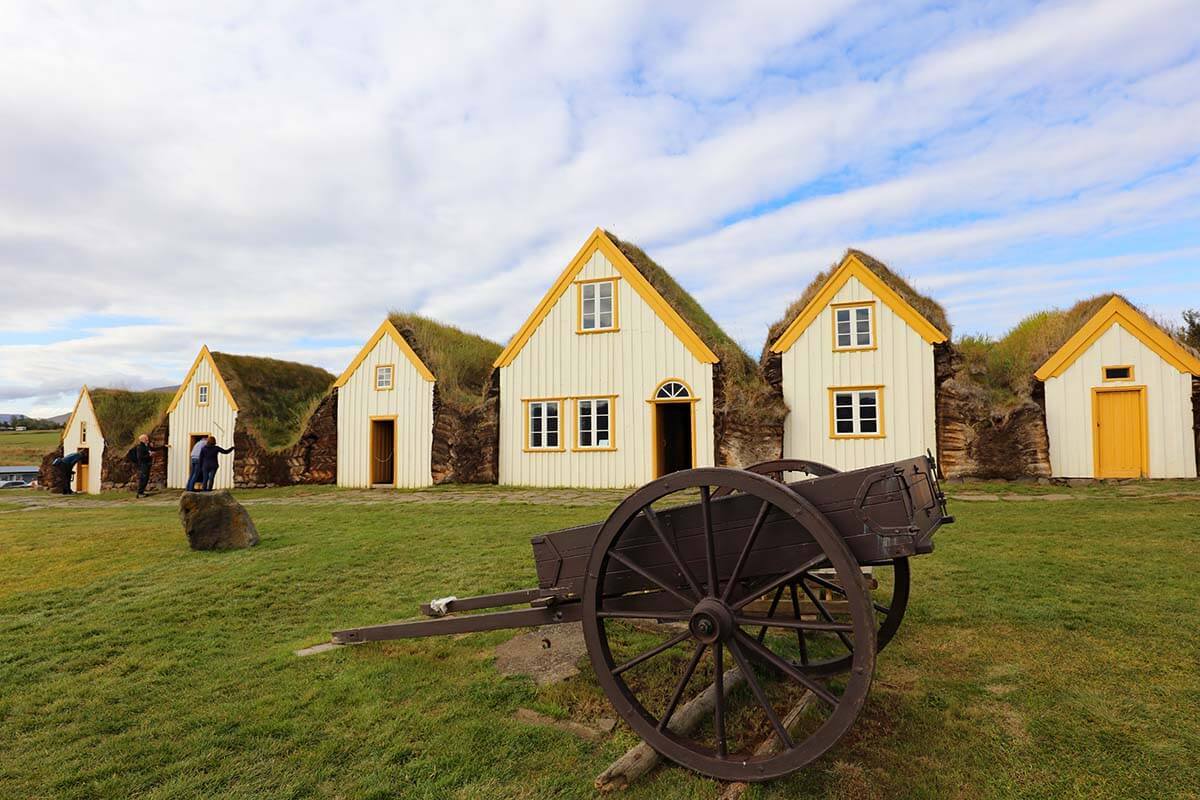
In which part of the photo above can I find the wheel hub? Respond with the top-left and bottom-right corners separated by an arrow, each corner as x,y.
689,597 -> 734,644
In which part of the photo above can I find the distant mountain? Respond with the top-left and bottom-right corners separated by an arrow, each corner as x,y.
48,413 -> 71,425
0,413 -> 66,428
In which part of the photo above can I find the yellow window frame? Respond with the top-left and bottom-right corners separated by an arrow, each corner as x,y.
374,363 -> 395,391
576,277 -> 620,335
523,397 -> 566,453
572,395 -> 618,452
828,385 -> 886,439
830,301 -> 878,352
196,383 -> 210,407
1101,364 -> 1135,382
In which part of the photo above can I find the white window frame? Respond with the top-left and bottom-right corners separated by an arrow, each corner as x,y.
830,387 -> 884,438
375,364 -> 395,391
832,303 -> 875,350
574,397 -> 614,451
578,279 -> 617,333
525,399 -> 563,451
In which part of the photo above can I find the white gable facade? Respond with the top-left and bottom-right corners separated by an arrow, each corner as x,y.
1037,298 -> 1199,479
497,231 -> 716,488
166,348 -> 238,490
773,256 -> 945,472
61,387 -> 103,494
335,321 -> 436,488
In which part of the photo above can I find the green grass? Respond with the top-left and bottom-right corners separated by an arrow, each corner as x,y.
211,352 -> 335,450
388,312 -> 502,409
91,388 -> 173,451
0,487 -> 1197,799
0,429 -> 59,463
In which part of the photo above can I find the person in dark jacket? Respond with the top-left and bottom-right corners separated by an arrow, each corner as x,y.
132,434 -> 163,498
52,451 -> 83,494
199,436 -> 234,491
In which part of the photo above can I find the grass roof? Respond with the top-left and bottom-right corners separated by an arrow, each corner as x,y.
763,249 -> 952,359
210,352 -> 335,451
90,388 -> 173,451
605,232 -> 785,418
957,293 -> 1198,406
387,312 -> 502,408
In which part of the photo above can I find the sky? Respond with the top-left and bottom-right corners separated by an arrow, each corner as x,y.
2,1 -> 1199,417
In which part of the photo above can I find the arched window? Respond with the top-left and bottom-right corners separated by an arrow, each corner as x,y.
654,380 -> 692,400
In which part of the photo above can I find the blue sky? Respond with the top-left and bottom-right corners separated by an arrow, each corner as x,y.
2,1 -> 1199,416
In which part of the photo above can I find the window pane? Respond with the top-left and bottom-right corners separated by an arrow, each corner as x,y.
836,420 -> 854,434
599,282 -> 611,299
598,311 -> 612,328
596,400 -> 608,416
859,391 -> 876,407
855,307 -> 870,323
580,430 -> 592,447
835,393 -> 852,406
583,284 -> 595,301
860,419 -> 877,433
547,431 -> 558,447
836,309 -> 849,325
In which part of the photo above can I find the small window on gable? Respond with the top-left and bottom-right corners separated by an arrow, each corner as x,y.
833,304 -> 874,350
578,279 -> 617,333
1103,365 -> 1134,382
831,387 -> 884,438
197,384 -> 210,406
80,421 -> 87,444
375,364 -> 394,391
526,400 -> 561,450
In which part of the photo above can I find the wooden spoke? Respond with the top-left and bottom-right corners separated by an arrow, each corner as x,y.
607,549 -> 696,609
799,579 -> 854,652
804,570 -> 891,615
612,630 -> 692,676
734,630 -> 839,708
700,486 -> 718,597
736,615 -> 855,633
756,585 -> 785,643
713,642 -> 727,758
720,500 -> 772,603
658,643 -> 707,731
643,504 -> 704,601
789,583 -> 809,665
727,638 -> 793,750
730,553 -> 828,612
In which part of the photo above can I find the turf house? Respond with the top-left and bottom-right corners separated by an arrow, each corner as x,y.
332,313 -> 502,487
44,385 -> 172,494
763,250 -> 951,472
1034,295 -> 1200,479
492,227 -> 784,488
166,346 -> 336,489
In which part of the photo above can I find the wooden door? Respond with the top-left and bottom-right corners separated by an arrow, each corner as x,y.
76,460 -> 89,493
654,404 -> 693,477
1094,389 -> 1144,478
370,419 -> 395,486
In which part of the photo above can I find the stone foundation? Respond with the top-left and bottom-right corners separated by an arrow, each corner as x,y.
432,381 -> 499,484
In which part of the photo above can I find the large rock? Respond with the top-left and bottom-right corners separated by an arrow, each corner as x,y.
179,490 -> 259,550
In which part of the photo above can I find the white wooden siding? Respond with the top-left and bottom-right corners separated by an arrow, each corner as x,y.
336,335 -> 434,488
62,390 -> 103,494
1044,323 -> 1197,478
780,275 -> 937,470
499,249 -> 715,488
167,358 -> 237,489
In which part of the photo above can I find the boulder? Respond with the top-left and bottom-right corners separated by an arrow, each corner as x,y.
179,490 -> 259,550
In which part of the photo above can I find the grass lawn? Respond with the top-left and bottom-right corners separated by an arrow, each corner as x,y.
0,429 -> 58,464
0,484 -> 1197,799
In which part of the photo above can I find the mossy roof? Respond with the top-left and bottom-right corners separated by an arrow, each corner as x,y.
763,249 -> 951,359
387,312 -> 502,408
89,388 -> 173,450
209,352 -> 335,450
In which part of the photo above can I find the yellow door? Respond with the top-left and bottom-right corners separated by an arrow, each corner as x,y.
1094,389 -> 1144,478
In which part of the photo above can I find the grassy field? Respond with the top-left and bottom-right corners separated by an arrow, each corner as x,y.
0,483 -> 1197,799
0,429 -> 58,464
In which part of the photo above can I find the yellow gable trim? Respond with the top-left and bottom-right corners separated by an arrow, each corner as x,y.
61,385 -> 96,443
770,253 -> 948,353
492,228 -> 719,368
166,346 -> 240,414
333,319 -> 435,387
1034,296 -> 1200,381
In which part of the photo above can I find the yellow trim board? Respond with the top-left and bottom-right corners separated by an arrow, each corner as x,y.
771,252 -> 947,353
1035,296 -> 1200,380
334,319 -> 435,387
61,386 -> 96,443
493,228 -> 718,368
166,346 -> 240,414
828,385 -> 886,439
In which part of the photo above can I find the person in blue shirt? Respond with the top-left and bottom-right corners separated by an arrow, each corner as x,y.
187,437 -> 208,491
51,451 -> 83,494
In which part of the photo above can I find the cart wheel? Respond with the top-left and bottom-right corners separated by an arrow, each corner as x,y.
716,459 -> 910,675
582,468 -> 876,782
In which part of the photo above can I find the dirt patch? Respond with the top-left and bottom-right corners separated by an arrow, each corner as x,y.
494,624 -> 590,686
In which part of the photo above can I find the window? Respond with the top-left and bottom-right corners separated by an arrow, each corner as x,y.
375,364 -> 394,391
197,384 -> 210,406
655,380 -> 692,400
833,303 -> 874,350
578,279 -> 617,332
831,387 -> 884,437
80,421 -> 87,444
1103,365 -> 1134,382
576,398 -> 613,450
526,400 -> 562,450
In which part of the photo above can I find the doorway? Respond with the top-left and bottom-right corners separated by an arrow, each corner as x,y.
370,418 -> 396,486
1093,388 -> 1146,478
654,403 -> 693,477
75,448 -> 89,493
188,434 -> 210,490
